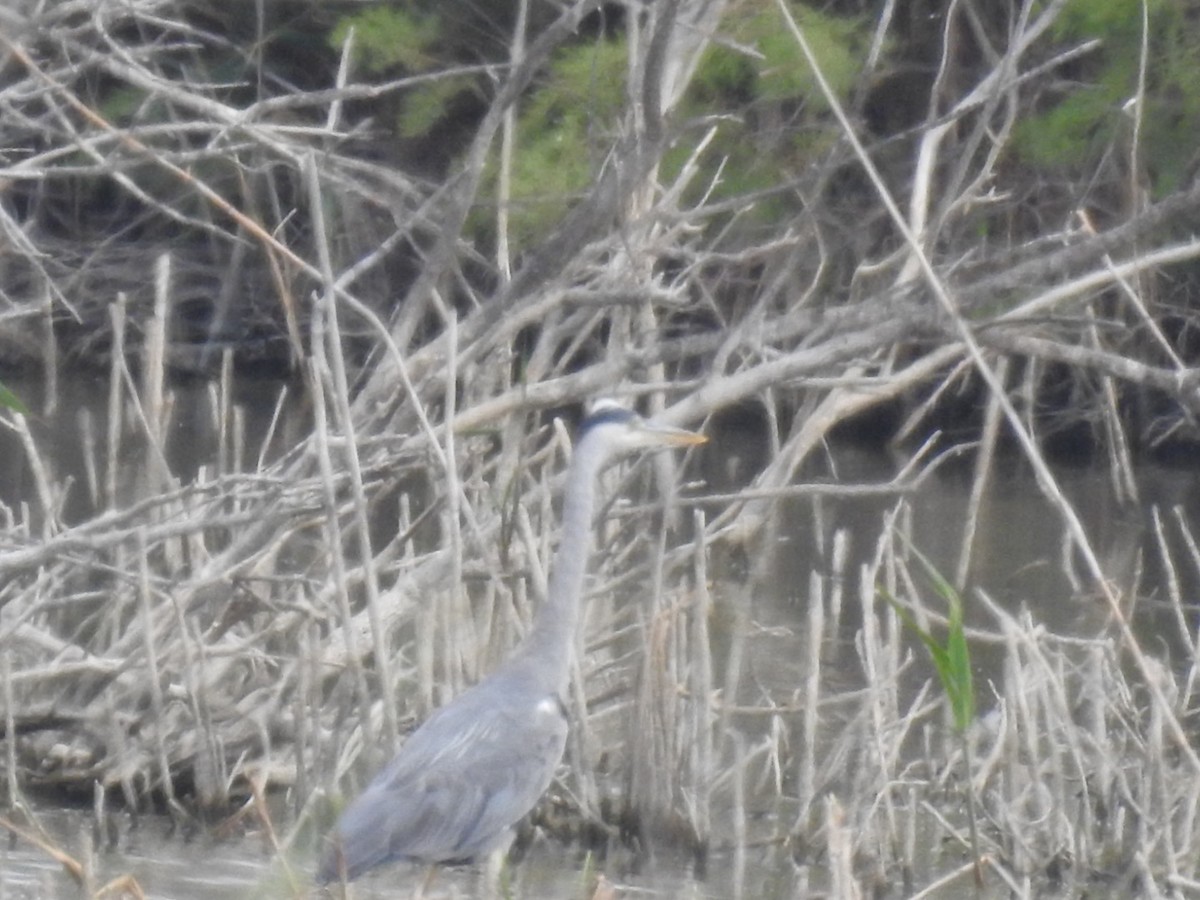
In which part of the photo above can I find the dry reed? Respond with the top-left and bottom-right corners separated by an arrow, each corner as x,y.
0,1 -> 1199,897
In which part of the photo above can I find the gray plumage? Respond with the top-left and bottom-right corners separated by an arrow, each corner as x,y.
318,400 -> 705,883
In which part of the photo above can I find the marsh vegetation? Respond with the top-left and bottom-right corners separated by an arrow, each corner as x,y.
3,1 -> 1200,896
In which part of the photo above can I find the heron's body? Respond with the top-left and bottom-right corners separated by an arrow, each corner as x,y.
318,401 -> 705,883
319,667 -> 565,878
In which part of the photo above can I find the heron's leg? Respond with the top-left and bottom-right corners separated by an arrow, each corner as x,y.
411,864 -> 438,900
481,848 -> 507,900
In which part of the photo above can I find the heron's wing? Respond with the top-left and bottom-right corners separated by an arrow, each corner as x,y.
319,684 -> 567,881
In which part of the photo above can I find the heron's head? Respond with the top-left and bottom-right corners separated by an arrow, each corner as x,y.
578,398 -> 708,455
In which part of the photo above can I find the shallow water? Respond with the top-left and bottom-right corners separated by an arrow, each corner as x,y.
0,806 -> 736,898
0,807 -> 269,898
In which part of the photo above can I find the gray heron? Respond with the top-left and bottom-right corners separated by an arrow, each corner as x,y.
318,399 -> 707,883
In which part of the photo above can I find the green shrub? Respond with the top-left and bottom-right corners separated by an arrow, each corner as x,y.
1016,0 -> 1200,195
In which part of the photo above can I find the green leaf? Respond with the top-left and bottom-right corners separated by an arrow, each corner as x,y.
99,85 -> 149,125
1018,0 -> 1200,196
700,1 -> 870,109
0,381 -> 28,415
475,38 -> 628,248
881,541 -> 975,734
398,76 -> 470,139
330,7 -> 441,75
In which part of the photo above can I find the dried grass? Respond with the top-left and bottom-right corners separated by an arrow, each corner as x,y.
1,1 -> 1200,896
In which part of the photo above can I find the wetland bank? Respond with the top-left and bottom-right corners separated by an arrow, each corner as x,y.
4,1 -> 1200,897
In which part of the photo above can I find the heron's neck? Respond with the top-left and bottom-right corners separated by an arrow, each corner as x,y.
513,433 -> 609,696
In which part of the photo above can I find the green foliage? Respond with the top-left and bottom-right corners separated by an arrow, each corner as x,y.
482,38 -> 629,247
329,6 -> 440,75
1016,0 -> 1200,195
398,76 -> 471,139
669,1 -> 872,225
883,545 -> 975,734
882,540 -> 982,882
693,1 -> 866,108
472,1 -> 873,246
99,85 -> 149,125
329,6 -> 471,142
0,382 -> 27,415
1015,87 -> 1115,167
523,37 -> 628,126
329,1 -> 875,244
1053,0 -> 1156,39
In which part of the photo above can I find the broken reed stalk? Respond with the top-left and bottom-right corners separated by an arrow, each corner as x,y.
308,347 -> 377,766
309,154 -> 399,750
4,652 -> 19,810
79,408 -> 99,510
1086,300 -> 1139,504
858,543 -> 901,866
825,795 -> 861,900
255,384 -> 290,476
135,528 -> 179,819
413,486 -> 436,715
141,255 -> 170,460
439,307 -> 468,697
105,294 -> 126,512
688,507 -> 712,853
796,567 -> 823,829
627,505 -> 674,841
954,356 -> 1006,591
1152,506 -> 1192,658
11,416 -> 54,540
41,279 -> 57,418
291,623 -> 314,815
828,527 -> 848,635
216,348 -> 233,478
136,254 -> 178,507
1167,506 -> 1200,705
729,732 -> 746,900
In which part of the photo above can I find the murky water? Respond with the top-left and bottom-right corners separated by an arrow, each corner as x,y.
1,373 -> 1195,896
0,805 -> 745,898
1,807 -> 271,897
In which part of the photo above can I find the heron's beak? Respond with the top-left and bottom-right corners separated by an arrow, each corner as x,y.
643,423 -> 708,447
